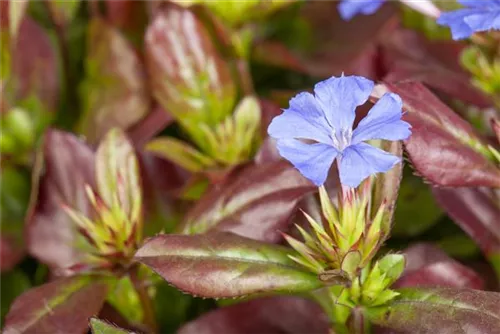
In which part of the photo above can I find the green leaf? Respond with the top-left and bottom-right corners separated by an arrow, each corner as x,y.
367,288 -> 500,333
135,232 -> 323,298
107,276 -> 142,324
146,137 -> 216,172
90,318 -> 131,334
377,254 -> 405,282
79,18 -> 149,144
47,0 -> 80,26
4,275 -> 110,334
0,166 -> 30,271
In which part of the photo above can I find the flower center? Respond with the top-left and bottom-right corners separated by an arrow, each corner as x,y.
331,128 -> 352,151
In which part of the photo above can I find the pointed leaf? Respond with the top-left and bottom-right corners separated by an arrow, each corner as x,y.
367,288 -> 500,333
145,3 -> 235,129
179,160 -> 315,242
90,318 -> 132,334
397,243 -> 484,290
378,254 -> 405,282
96,128 -> 140,221
432,187 -> 500,271
372,82 -> 500,187
4,275 -> 109,334
11,18 -> 60,112
79,18 -> 149,144
382,29 -> 491,107
146,136 -> 216,172
135,232 -> 323,298
178,296 -> 329,334
26,129 -> 95,270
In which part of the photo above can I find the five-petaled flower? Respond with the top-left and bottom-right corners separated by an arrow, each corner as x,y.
268,75 -> 411,188
338,0 -> 385,20
437,0 -> 500,40
338,0 -> 440,21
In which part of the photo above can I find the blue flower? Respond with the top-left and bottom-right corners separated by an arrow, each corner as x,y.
338,0 -> 385,20
437,0 -> 500,40
268,75 -> 411,188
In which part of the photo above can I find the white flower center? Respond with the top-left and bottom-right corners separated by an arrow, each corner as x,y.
331,128 -> 352,151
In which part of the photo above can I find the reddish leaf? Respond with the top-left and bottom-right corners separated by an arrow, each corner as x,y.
12,18 -> 60,111
381,29 -> 491,108
395,262 -> 484,290
4,275 -> 109,334
25,129 -> 95,271
178,160 -> 315,242
0,235 -> 24,272
253,1 -> 397,78
372,82 -> 500,188
432,187 -> 500,259
178,296 -> 329,334
127,105 -> 174,147
135,232 -> 323,298
145,3 -> 235,126
79,18 -> 149,144
367,288 -> 500,333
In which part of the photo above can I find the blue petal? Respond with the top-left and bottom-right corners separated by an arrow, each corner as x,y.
352,93 -> 411,144
313,75 -> 374,133
276,139 -> 338,186
465,10 -> 500,32
268,92 -> 333,144
338,0 -> 385,20
339,142 -> 400,187
437,9 -> 477,40
458,0 -> 500,9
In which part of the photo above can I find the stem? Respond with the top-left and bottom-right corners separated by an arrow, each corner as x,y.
130,266 -> 158,333
43,0 -> 75,108
348,307 -> 370,334
236,58 -> 254,96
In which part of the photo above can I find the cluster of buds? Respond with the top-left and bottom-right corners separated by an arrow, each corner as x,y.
285,181 -> 391,280
64,129 -> 143,272
285,179 -> 405,312
461,33 -> 500,107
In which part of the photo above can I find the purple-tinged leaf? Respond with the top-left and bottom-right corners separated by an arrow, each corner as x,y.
179,161 -> 315,242
135,232 -> 323,298
127,105 -> 174,147
253,1 -> 397,78
145,3 -> 235,126
381,29 -> 492,108
367,288 -> 500,333
178,296 -> 329,334
90,317 -> 132,334
25,129 -> 95,271
4,275 -> 109,334
395,261 -> 484,290
0,235 -> 24,272
372,82 -> 500,188
11,18 -> 60,112
79,18 -> 149,144
432,187 -> 500,272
